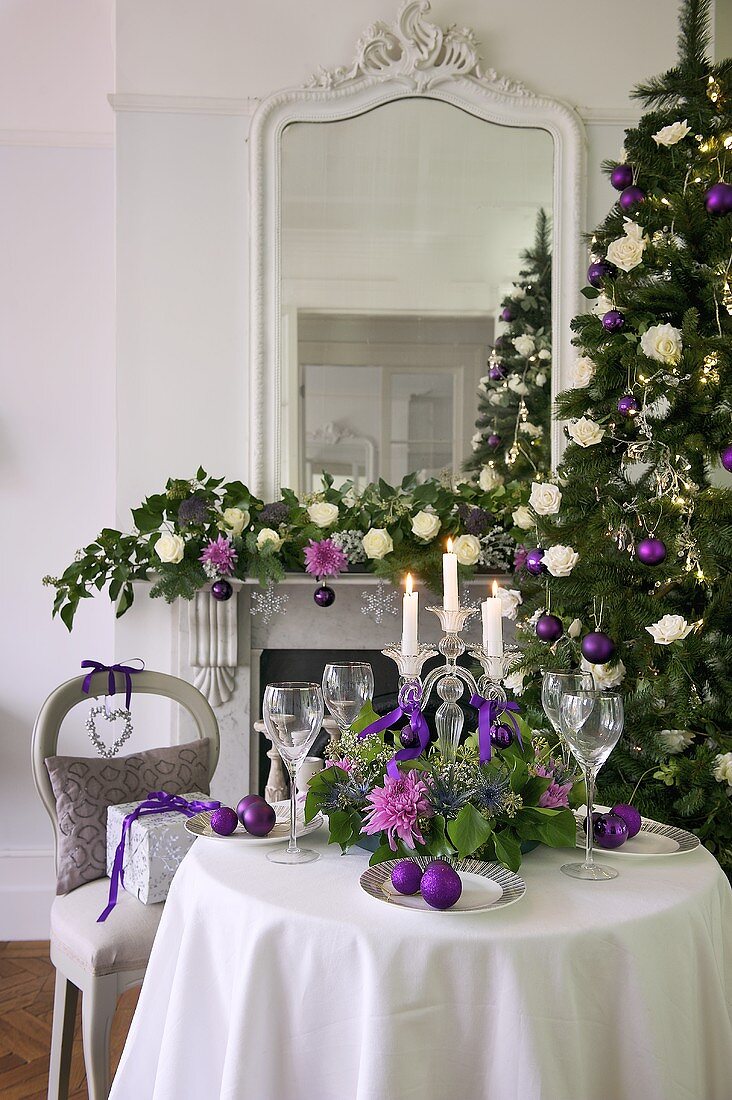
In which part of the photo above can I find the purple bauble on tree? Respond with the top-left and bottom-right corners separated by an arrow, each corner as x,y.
617,394 -> 639,417
494,335 -> 506,349
536,613 -> 564,643
704,181 -> 732,215
594,812 -> 629,849
525,547 -> 545,576
491,724 -> 514,749
391,860 -> 423,896
500,306 -> 514,323
581,631 -> 616,664
611,803 -> 642,838
487,433 -> 501,449
420,860 -> 463,910
314,583 -> 336,607
488,365 -> 505,381
721,444 -> 732,472
210,806 -> 239,836
587,259 -> 614,288
610,163 -> 634,191
211,579 -> 233,601
637,537 -> 667,566
618,185 -> 645,211
242,800 -> 276,837
602,309 -> 625,333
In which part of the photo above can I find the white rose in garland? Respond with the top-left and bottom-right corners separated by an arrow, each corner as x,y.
512,505 -> 534,530
622,218 -> 645,243
488,391 -> 504,406
713,753 -> 732,791
535,371 -> 547,387
581,656 -> 626,690
652,119 -> 690,147
513,334 -> 535,357
503,670 -> 526,696
520,422 -> 543,438
507,375 -> 529,396
362,528 -> 393,560
542,545 -> 579,577
512,284 -> 526,299
529,481 -> 562,515
573,356 -> 596,387
640,323 -> 683,365
257,528 -> 283,552
645,614 -> 692,644
568,417 -> 604,448
538,349 -> 551,361
479,464 -> 503,491
154,532 -> 185,564
659,729 -> 695,754
452,534 -> 481,566
222,507 -> 249,537
496,587 -> 522,620
307,501 -> 339,528
411,510 -> 441,541
606,222 -> 646,272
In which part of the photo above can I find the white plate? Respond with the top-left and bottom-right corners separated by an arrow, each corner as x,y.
574,810 -> 699,857
185,801 -> 323,845
360,857 -> 525,913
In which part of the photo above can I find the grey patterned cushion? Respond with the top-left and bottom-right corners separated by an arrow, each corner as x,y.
45,738 -> 210,895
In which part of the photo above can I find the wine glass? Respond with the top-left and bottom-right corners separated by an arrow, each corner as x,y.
541,669 -> 594,766
559,689 -> 624,881
263,682 -> 325,864
322,662 -> 374,740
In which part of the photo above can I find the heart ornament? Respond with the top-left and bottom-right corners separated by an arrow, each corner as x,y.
85,704 -> 134,759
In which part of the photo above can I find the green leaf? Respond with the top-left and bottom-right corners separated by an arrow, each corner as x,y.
509,759 -> 530,792
131,506 -> 163,534
447,804 -> 493,859
580,286 -> 600,300
369,843 -> 397,866
327,810 -> 362,850
351,700 -> 382,735
519,807 -> 577,848
60,601 -> 77,632
493,830 -> 522,872
426,814 -> 456,859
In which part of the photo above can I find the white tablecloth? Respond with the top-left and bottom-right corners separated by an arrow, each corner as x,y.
110,830 -> 732,1100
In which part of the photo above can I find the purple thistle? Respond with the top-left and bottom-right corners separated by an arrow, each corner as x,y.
303,538 -> 348,578
458,503 -> 492,536
178,495 -> 210,526
259,501 -> 289,527
199,534 -> 238,576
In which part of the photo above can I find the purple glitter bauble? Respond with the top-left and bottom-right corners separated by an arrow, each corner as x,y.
525,547 -> 545,576
242,800 -> 276,837
237,794 -> 265,825
587,260 -> 614,288
314,584 -> 335,607
610,163 -> 634,191
420,861 -> 463,910
488,365 -> 505,381
581,631 -> 616,664
593,812 -> 629,849
487,433 -> 501,449
391,860 -> 423,895
602,309 -> 625,333
705,181 -> 732,215
617,394 -> 639,417
536,613 -> 564,643
721,444 -> 732,472
490,723 -> 513,749
400,726 -> 420,749
500,306 -> 514,323
211,579 -> 233,601
210,806 -> 239,836
611,803 -> 642,839
618,185 -> 645,211
637,537 -> 667,566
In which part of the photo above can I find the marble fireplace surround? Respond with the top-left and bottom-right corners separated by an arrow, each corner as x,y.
176,575 -> 511,808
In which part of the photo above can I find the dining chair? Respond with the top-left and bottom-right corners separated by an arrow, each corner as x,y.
32,670 -> 220,1100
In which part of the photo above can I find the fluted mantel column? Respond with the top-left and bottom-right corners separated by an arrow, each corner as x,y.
187,584 -> 241,707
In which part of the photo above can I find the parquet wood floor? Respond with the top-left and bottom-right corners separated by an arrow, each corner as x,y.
0,942 -> 138,1100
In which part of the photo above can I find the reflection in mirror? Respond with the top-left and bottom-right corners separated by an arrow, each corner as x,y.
280,98 -> 553,493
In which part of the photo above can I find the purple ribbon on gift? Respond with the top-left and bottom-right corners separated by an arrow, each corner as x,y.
358,681 -> 430,779
470,695 -> 523,764
81,658 -> 145,711
98,790 -> 221,922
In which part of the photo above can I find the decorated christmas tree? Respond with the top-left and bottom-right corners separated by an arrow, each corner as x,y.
514,0 -> 732,870
467,209 -> 552,486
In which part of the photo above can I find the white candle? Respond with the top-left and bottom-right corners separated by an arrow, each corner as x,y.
442,539 -> 459,611
401,573 -> 419,656
482,580 -> 503,656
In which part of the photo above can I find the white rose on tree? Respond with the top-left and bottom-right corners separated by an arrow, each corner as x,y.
529,481 -> 562,515
471,431 -> 482,450
592,292 -> 614,317
640,323 -> 683,365
568,417 -> 604,448
543,545 -> 579,577
362,528 -> 393,560
411,510 -> 441,541
538,349 -> 551,361
568,617 -> 582,639
507,375 -> 529,396
581,656 -> 626,690
154,532 -> 185,564
513,334 -> 535,358
713,753 -> 732,790
653,119 -> 690,146
222,507 -> 249,537
606,224 -> 646,272
573,356 -> 596,387
645,614 -> 692,644
520,422 -> 543,438
659,729 -> 695,754
496,587 -> 522,620
503,670 -> 526,696
488,391 -> 504,406
512,505 -> 534,530
452,534 -> 481,566
534,371 -> 547,387
479,464 -> 503,491
511,284 -> 526,299
307,501 -> 339,528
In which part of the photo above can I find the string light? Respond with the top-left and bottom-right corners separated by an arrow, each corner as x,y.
707,76 -> 721,104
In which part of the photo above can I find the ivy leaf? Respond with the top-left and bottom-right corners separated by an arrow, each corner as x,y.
369,842 -> 397,866
581,286 -> 600,300
351,700 -> 382,735
493,830 -> 522,872
327,810 -> 362,850
447,804 -> 493,859
60,601 -> 77,632
426,814 -> 456,859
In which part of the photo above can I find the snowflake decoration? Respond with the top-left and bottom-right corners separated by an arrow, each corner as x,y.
250,582 -> 289,624
360,582 -> 398,624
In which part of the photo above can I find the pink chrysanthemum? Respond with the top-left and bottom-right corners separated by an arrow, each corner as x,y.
199,534 -> 237,575
303,538 -> 348,578
362,769 -> 432,851
535,765 -> 573,809
326,757 -> 353,773
513,545 -> 529,572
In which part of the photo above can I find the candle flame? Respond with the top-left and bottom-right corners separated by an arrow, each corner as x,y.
492,580 -> 498,597
446,538 -> 453,553
405,573 -> 413,595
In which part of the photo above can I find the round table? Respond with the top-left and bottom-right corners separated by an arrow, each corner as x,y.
110,830 -> 732,1100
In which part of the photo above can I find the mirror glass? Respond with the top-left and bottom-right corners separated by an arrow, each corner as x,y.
280,98 -> 553,492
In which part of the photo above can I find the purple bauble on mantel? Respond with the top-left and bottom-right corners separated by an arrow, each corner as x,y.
618,185 -> 645,211
704,181 -> 732,215
420,860 -> 463,910
525,547 -> 545,576
314,583 -> 336,607
581,631 -> 616,665
602,309 -> 625,333
637,537 -> 667,566
536,613 -> 564,643
610,163 -> 634,191
617,394 -> 639,417
488,365 -> 505,381
594,812 -> 629,849
587,260 -> 614,288
210,806 -> 239,836
391,860 -> 423,896
487,433 -> 501,449
211,579 -> 233,601
490,723 -> 514,749
721,444 -> 732,472
500,306 -> 514,323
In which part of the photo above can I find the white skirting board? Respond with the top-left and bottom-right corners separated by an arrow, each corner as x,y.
0,850 -> 55,940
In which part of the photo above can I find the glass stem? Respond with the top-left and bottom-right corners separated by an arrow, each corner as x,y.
584,765 -> 597,867
288,766 -> 298,853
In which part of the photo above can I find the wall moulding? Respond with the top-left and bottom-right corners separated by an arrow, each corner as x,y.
108,94 -> 258,117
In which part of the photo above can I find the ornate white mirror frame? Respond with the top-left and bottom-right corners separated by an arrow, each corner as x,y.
249,0 -> 587,497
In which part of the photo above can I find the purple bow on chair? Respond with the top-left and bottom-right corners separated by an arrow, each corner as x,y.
98,790 -> 221,922
470,695 -> 523,764
81,658 -> 145,711
358,681 -> 430,779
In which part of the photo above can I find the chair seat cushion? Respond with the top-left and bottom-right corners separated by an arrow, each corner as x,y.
51,878 -> 163,976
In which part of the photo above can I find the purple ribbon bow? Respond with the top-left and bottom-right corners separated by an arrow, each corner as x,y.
81,658 -> 145,711
470,695 -> 523,764
358,681 -> 430,779
98,790 -> 221,922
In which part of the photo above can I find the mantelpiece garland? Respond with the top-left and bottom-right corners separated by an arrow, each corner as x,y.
44,469 -> 530,629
